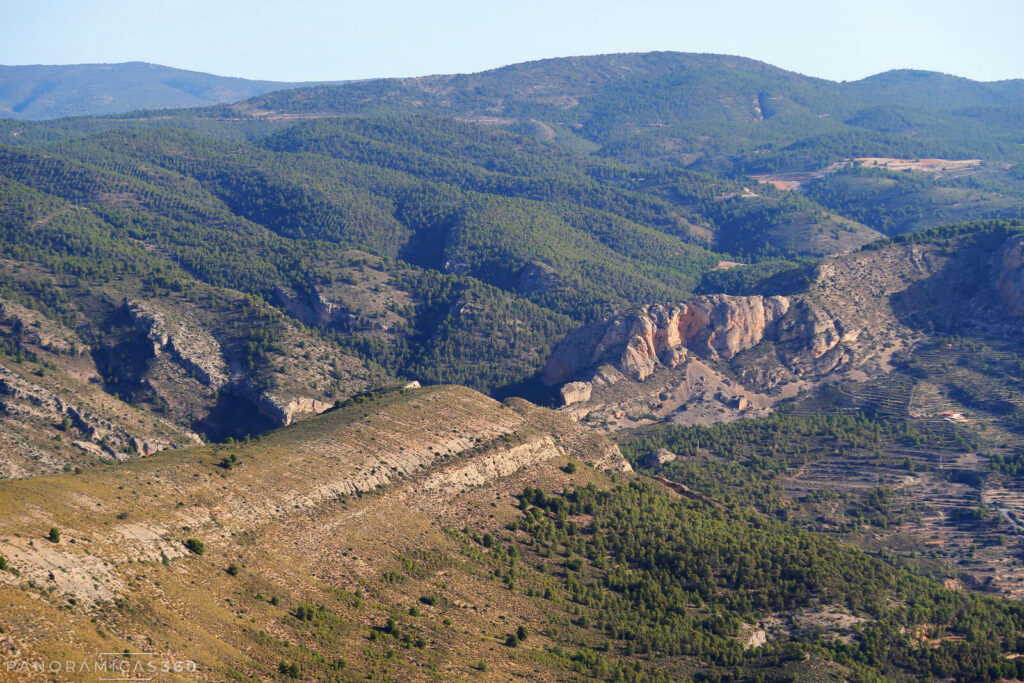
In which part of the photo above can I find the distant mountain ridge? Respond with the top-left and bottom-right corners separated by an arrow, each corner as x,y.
4,53 -> 1023,127
239,51 -> 1024,172
0,61 -> 342,119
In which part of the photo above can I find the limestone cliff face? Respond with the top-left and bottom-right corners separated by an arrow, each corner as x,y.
272,286 -> 341,326
0,364 -> 198,469
997,235 -> 1024,316
543,294 -> 842,385
125,300 -> 228,388
559,381 -> 593,405
257,393 -> 334,427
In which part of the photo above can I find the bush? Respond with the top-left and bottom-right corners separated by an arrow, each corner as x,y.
226,563 -> 239,576
516,625 -> 529,641
0,555 -> 7,571
293,604 -> 318,621
184,538 -> 205,555
48,527 -> 60,543
562,462 -> 578,474
504,633 -> 519,647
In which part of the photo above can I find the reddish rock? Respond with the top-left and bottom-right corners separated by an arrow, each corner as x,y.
542,295 -> 801,384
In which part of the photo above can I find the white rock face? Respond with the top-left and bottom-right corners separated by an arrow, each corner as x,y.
125,300 -> 228,388
559,381 -> 592,405
641,448 -> 677,468
740,627 -> 767,650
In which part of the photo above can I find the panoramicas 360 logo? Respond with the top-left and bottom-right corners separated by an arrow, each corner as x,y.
4,652 -> 197,680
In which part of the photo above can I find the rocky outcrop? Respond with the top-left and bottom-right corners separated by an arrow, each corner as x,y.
125,300 -> 228,388
126,300 -> 170,353
273,286 -> 341,326
0,365 -> 190,461
641,448 -> 677,468
559,381 -> 592,405
738,625 -> 768,650
543,294 -> 845,385
420,436 -> 563,496
997,235 -> 1024,315
502,397 -> 632,473
257,393 -> 333,427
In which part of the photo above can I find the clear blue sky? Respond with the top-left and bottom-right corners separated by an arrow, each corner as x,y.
2,0 -> 1022,83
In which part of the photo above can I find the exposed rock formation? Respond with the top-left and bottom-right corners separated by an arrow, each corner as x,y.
997,235 -> 1024,315
738,625 -> 768,650
125,300 -> 228,388
0,364 -> 194,462
641,448 -> 677,468
543,294 -> 844,386
420,436 -> 563,496
273,285 -> 341,326
257,393 -> 334,427
559,381 -> 592,405
127,299 -> 351,431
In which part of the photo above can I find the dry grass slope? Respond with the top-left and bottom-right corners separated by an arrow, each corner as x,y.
0,384 -> 629,681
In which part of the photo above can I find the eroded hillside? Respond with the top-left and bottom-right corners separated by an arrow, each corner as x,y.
2,384 -> 1023,681
0,385 -> 631,679
543,221 -> 1024,431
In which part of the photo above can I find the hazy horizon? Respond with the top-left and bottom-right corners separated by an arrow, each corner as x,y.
1,49 -> 1022,87
2,0 -> 1021,85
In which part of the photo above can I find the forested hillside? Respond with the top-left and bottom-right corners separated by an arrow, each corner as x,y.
3,50 -> 1024,682
0,51 -> 1020,469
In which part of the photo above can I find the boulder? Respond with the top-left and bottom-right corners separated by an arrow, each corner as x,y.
559,381 -> 592,405
641,448 -> 677,468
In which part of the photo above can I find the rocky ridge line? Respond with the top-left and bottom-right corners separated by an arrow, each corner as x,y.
543,294 -> 850,392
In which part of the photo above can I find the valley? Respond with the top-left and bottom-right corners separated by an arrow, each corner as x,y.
2,50 -> 1024,681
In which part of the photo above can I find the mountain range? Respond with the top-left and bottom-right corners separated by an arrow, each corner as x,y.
0,62 -> 336,119
2,52 -> 1024,680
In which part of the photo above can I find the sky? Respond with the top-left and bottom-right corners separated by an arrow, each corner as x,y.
2,0 -> 1022,83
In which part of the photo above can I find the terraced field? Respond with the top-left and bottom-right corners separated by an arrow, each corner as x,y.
619,337 -> 1024,600
789,341 -> 1024,597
